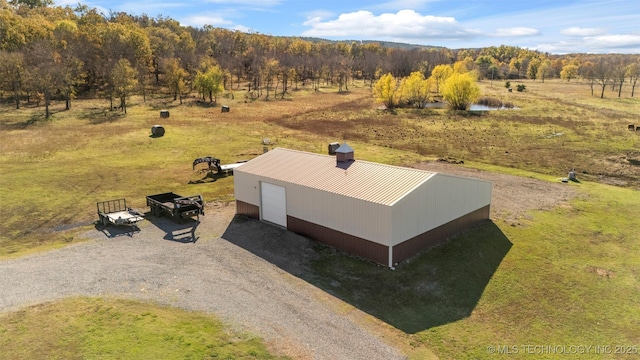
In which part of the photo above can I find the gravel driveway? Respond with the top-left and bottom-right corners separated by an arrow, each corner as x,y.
0,204 -> 407,360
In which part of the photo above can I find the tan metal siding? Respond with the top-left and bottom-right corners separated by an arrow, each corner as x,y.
234,171 -> 261,207
392,205 -> 490,264
391,173 -> 492,245
279,182 -> 393,245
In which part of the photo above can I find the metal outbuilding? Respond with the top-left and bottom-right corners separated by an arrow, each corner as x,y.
233,147 -> 492,267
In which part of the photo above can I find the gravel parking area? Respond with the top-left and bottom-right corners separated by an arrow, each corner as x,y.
0,163 -> 577,359
0,203 -> 406,360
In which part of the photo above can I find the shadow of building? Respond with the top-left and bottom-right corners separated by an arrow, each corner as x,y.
222,216 -> 511,333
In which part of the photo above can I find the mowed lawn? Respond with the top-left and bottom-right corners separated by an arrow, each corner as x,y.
0,80 -> 639,359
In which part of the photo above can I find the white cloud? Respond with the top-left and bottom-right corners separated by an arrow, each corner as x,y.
53,0 -> 78,6
492,27 -> 539,37
88,0 -> 189,17
304,10 -> 335,23
233,25 -> 253,32
534,34 -> 640,54
561,27 -> 606,37
302,9 -> 476,41
584,34 -> 640,49
182,15 -> 233,27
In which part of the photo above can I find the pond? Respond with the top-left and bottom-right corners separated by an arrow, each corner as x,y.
469,104 -> 519,111
423,103 -> 518,110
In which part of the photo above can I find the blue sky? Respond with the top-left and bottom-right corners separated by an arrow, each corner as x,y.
54,0 -> 640,54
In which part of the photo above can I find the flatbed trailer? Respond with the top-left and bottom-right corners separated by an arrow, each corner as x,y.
219,161 -> 247,175
97,198 -> 144,226
146,192 -> 204,222
192,157 -> 247,176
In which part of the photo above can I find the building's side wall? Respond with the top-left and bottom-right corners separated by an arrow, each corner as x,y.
234,169 -> 393,246
234,170 -> 262,207
392,205 -> 490,264
286,184 -> 392,245
287,216 -> 389,265
390,174 -> 492,246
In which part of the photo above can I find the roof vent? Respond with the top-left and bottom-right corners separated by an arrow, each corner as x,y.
335,143 -> 354,163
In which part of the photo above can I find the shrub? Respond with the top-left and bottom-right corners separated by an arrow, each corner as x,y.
516,84 -> 526,92
442,72 -> 480,110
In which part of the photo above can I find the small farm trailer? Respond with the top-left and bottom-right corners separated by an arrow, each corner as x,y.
96,198 -> 144,226
146,192 -> 204,222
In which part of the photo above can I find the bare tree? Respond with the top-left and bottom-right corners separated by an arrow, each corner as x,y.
593,58 -> 610,98
579,61 -> 596,96
24,40 -> 63,118
611,56 -> 628,97
361,44 -> 385,87
627,62 -> 639,97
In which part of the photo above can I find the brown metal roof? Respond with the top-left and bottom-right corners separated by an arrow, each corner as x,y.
235,148 -> 436,206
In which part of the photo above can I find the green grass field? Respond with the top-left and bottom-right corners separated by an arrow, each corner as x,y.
0,297 -> 289,360
1,79 -> 639,358
306,181 -> 639,359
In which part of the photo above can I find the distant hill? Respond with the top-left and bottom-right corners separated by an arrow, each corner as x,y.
298,37 -> 445,50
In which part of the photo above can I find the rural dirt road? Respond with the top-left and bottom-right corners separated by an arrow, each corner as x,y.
0,162 -> 577,360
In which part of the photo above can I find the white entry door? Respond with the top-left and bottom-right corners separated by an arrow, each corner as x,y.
261,182 -> 287,227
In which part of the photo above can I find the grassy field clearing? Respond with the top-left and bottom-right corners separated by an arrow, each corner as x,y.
0,79 -> 639,359
0,297 -> 288,360
304,181 -> 639,359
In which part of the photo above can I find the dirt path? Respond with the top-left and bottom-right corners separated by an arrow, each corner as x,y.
0,165 -> 577,359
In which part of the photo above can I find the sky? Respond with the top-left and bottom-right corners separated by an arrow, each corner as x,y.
53,0 -> 640,54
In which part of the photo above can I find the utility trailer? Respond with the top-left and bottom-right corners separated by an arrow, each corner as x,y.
146,192 -> 204,222
97,198 -> 144,226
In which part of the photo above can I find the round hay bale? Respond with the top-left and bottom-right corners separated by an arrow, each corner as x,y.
151,125 -> 165,137
160,110 -> 170,118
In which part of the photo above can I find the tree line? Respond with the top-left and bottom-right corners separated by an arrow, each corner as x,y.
1,0 -> 638,118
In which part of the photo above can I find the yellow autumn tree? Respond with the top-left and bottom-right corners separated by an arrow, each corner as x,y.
453,57 -> 474,74
429,64 -> 453,94
164,58 -> 188,103
560,64 -> 579,82
373,72 -> 398,108
111,58 -> 138,113
441,72 -> 480,110
399,71 -> 432,108
194,64 -> 224,103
